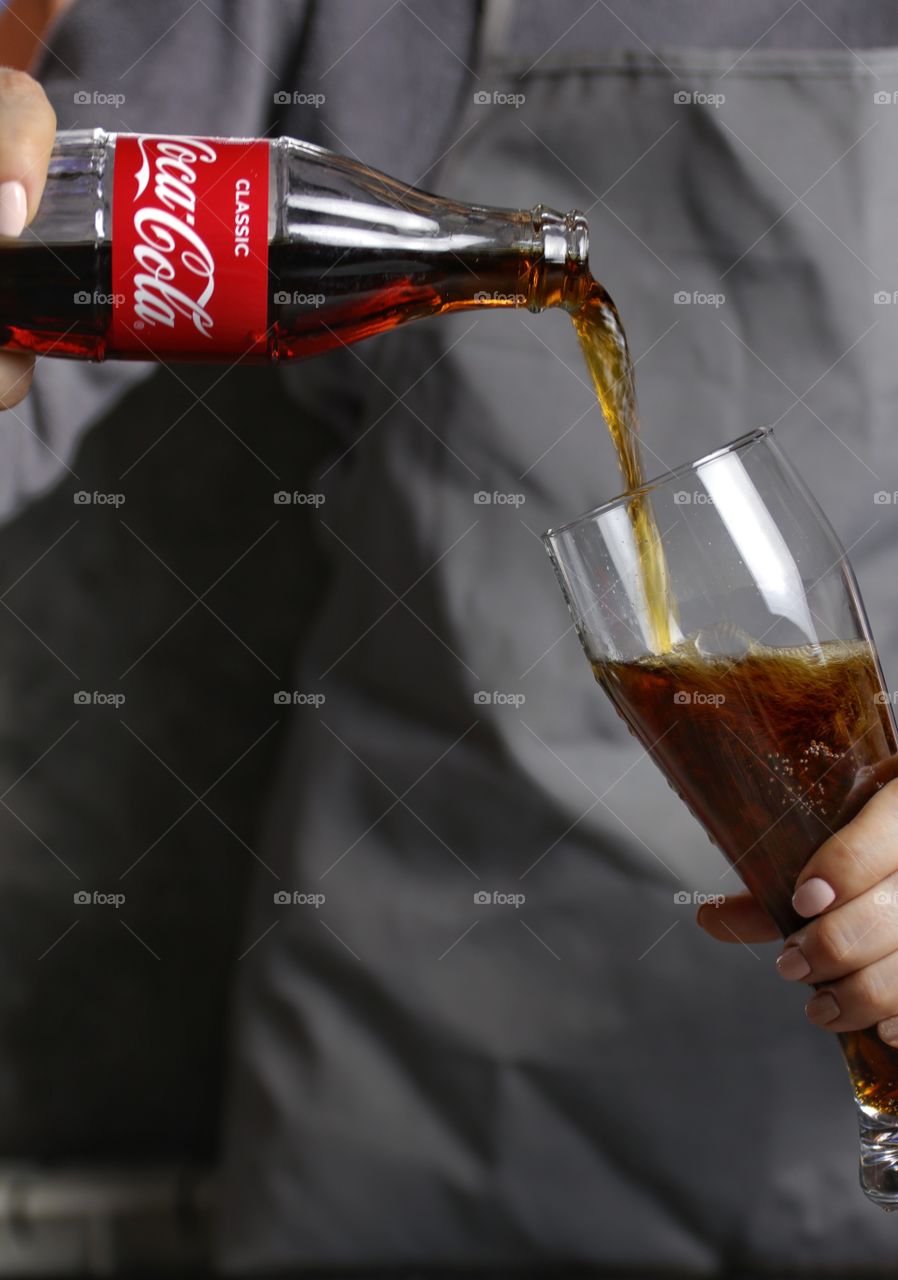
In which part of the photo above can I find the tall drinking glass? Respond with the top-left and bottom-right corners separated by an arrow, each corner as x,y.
544,426 -> 898,1208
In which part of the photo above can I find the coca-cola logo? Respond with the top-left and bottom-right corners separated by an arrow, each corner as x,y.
126,136 -> 218,339
112,134 -> 268,357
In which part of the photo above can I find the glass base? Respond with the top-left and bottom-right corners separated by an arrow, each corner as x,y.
857,1102 -> 898,1209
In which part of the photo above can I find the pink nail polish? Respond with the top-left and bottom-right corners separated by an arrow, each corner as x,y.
776,945 -> 811,981
805,992 -> 840,1025
0,181 -> 27,238
792,877 -> 835,917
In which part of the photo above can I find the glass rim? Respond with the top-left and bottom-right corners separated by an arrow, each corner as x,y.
543,426 -> 772,541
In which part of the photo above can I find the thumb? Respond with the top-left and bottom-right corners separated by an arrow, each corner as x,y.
0,67 -> 57,234
696,892 -> 781,944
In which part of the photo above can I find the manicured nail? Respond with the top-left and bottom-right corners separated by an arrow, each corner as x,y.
805,992 -> 840,1025
776,944 -> 810,981
792,877 -> 835,917
0,181 -> 27,238
879,1017 -> 898,1046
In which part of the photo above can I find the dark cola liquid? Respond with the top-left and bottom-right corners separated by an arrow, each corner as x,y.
594,636 -> 898,1115
573,279 -> 673,652
0,240 -> 534,363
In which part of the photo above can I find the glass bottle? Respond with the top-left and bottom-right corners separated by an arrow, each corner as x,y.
0,130 -> 589,363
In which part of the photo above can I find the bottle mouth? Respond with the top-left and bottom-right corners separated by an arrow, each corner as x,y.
528,206 -> 589,311
533,205 -> 589,266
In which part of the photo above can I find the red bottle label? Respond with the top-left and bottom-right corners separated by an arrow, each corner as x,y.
110,135 -> 269,357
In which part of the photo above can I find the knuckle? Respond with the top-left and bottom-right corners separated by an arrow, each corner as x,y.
868,775 -> 898,831
813,913 -> 851,965
879,871 -> 898,907
14,139 -> 50,187
810,830 -> 845,880
851,964 -> 891,1016
0,71 -> 55,147
878,775 -> 898,800
0,68 -> 45,104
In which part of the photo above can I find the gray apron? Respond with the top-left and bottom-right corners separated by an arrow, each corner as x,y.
219,24 -> 898,1272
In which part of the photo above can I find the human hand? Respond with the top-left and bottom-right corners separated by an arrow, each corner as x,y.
697,779 -> 898,1047
0,66 -> 57,409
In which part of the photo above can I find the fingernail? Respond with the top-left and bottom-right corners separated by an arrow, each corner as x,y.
0,181 -> 27,238
792,877 -> 835,917
776,944 -> 811,981
879,1017 -> 898,1046
805,992 -> 840,1025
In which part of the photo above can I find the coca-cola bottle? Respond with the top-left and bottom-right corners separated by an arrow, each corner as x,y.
0,130 -> 590,363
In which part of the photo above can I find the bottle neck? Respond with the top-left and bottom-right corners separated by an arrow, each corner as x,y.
526,206 -> 590,312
